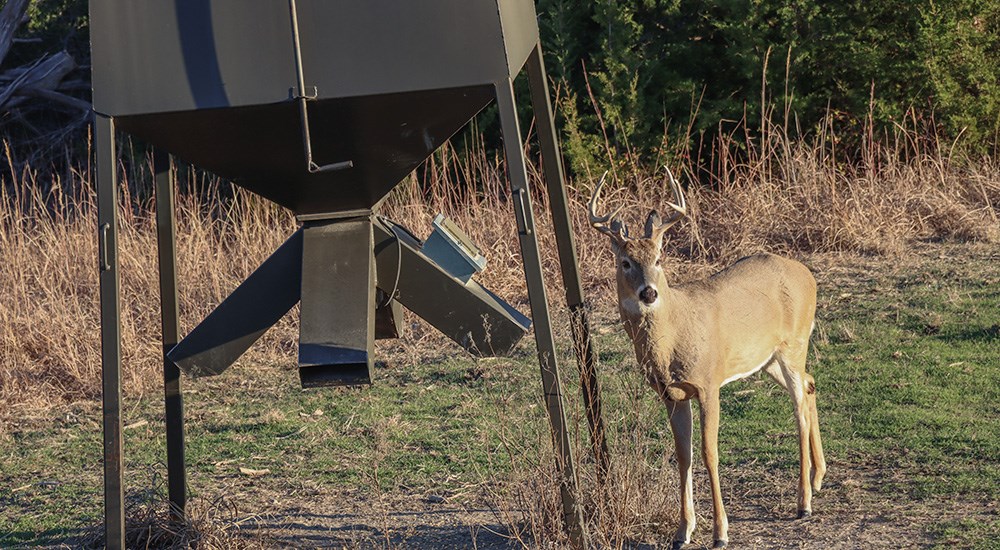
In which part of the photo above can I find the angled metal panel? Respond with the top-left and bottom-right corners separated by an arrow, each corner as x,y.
374,219 -> 529,357
115,86 -> 494,215
167,230 -> 303,376
298,218 -> 375,387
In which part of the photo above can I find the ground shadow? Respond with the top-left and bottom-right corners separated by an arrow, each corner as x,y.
0,527 -> 89,548
238,508 -> 517,549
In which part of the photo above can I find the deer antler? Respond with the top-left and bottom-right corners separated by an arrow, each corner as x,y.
588,171 -> 628,243
648,166 -> 688,238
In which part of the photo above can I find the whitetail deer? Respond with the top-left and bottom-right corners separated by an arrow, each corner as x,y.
589,169 -> 826,549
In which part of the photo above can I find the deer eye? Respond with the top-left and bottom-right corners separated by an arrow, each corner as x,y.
621,259 -> 632,270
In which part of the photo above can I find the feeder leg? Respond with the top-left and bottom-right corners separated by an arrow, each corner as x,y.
525,43 -> 610,483
153,151 -> 186,520
96,114 -> 125,550
496,79 -> 589,549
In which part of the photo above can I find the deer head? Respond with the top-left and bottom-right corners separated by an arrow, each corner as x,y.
588,168 -> 688,311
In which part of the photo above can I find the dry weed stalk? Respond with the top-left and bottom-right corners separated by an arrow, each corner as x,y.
478,339 -> 683,548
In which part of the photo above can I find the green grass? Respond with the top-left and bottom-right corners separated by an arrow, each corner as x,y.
1,243 -> 998,546
0,346 -> 550,545
815,256 -> 1000,500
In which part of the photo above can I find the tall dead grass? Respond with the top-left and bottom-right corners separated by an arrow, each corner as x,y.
481,357 -> 684,548
1,111 -> 998,425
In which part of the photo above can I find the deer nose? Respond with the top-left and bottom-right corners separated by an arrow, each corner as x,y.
639,286 -> 658,304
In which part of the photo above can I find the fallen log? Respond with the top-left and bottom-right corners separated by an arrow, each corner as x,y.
1,0 -> 90,116
0,50 -> 77,110
15,86 -> 91,112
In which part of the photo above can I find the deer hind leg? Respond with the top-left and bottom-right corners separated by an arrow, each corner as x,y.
666,399 -> 696,549
764,362 -> 825,491
804,373 -> 827,491
698,389 -> 729,547
766,355 -> 813,518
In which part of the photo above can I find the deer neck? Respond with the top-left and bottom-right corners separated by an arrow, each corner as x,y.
618,274 -> 680,370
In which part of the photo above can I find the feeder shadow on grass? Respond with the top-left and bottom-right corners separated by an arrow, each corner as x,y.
239,508 -> 514,549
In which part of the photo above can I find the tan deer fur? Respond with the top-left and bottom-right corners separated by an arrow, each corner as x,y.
590,170 -> 826,549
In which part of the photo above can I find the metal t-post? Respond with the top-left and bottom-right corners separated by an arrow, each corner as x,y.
153,151 -> 186,519
495,79 -> 589,549
96,114 -> 125,550
524,44 -> 610,482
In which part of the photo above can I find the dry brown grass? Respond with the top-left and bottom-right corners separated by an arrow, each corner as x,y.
74,487 -> 278,549
1,111 -> 998,431
483,368 -> 684,549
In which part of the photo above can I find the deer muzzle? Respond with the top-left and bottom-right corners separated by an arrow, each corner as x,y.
638,285 -> 658,305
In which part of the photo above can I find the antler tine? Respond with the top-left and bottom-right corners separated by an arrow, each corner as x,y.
588,171 -> 627,240
660,166 -> 688,226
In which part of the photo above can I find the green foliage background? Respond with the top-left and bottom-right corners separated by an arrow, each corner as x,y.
5,0 -> 1000,173
538,0 -> 1000,173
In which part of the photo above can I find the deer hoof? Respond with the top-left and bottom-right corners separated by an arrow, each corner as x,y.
713,540 -> 728,548
797,510 -> 812,519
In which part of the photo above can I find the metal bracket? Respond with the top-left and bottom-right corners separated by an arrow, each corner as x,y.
514,189 -> 533,235
99,222 -> 111,271
288,0 -> 353,174
290,86 -> 319,101
296,208 -> 373,223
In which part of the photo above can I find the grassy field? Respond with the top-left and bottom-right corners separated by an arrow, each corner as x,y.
2,111 -> 999,547
1,241 -> 997,548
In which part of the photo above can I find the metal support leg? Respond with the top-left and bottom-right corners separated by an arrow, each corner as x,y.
96,114 -> 124,550
525,44 -> 609,482
153,151 -> 186,520
495,80 -> 588,548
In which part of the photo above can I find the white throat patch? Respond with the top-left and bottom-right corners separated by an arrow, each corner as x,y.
622,296 -> 660,316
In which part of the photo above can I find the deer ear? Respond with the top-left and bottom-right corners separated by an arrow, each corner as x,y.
610,218 -> 629,238
643,210 -> 661,238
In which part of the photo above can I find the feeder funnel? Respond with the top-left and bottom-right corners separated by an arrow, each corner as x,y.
91,0 -> 540,385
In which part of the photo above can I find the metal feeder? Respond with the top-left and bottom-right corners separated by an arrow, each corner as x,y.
92,1 -> 608,548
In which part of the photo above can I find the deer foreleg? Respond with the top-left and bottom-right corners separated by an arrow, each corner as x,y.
667,399 -> 695,549
699,390 -> 728,548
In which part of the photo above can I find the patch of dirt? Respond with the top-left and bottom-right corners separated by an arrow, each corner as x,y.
142,458 -> 995,549
236,506 -> 511,549
712,462 -> 994,549
198,488 -> 517,549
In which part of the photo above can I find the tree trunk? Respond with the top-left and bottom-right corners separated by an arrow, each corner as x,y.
0,0 -> 31,66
